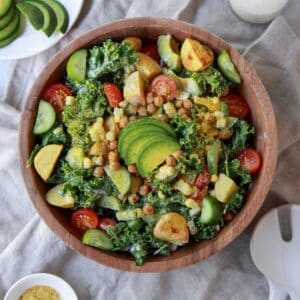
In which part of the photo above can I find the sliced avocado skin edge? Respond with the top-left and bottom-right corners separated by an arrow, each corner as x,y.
0,0 -> 12,17
25,0 -> 57,37
0,8 -> 19,40
16,2 -> 44,30
42,0 -> 69,33
0,4 -> 15,30
0,16 -> 21,48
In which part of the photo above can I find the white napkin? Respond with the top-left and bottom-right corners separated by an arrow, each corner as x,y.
1,1 -> 300,299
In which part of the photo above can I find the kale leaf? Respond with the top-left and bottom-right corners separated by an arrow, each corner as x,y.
176,154 -> 203,175
87,40 -> 137,87
170,115 -> 206,151
26,144 -> 42,167
225,191 -> 245,214
41,124 -> 68,146
193,217 -> 218,241
181,66 -> 231,96
230,120 -> 254,153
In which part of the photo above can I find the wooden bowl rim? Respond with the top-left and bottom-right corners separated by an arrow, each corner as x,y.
18,17 -> 278,272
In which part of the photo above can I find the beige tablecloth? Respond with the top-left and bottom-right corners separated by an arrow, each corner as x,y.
1,1 -> 300,299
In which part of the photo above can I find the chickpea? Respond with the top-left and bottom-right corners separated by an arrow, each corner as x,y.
172,150 -> 183,160
224,212 -> 234,222
128,164 -> 137,173
183,99 -> 193,109
93,166 -> 104,177
128,193 -> 140,205
118,194 -> 125,201
109,140 -> 118,151
108,151 -> 119,162
119,116 -> 128,129
158,114 -> 169,122
178,107 -> 188,115
147,103 -> 157,114
106,131 -> 116,142
137,106 -> 147,117
146,92 -> 154,104
154,96 -> 164,107
129,115 -> 136,121
174,99 -> 183,108
143,203 -> 154,215
111,161 -> 121,171
139,184 -> 150,196
219,129 -> 232,140
166,155 -> 176,167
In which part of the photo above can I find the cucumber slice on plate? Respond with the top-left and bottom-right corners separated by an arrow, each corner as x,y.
82,229 -> 114,251
200,195 -> 223,225
217,50 -> 241,84
66,49 -> 87,83
33,100 -> 56,135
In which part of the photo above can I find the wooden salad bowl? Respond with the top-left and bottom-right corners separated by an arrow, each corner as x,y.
18,18 -> 277,272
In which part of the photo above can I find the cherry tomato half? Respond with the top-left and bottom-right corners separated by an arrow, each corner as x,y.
141,44 -> 160,62
71,208 -> 100,233
99,218 -> 117,231
238,148 -> 262,175
223,94 -> 250,119
103,83 -> 123,107
194,169 -> 211,190
42,83 -> 72,113
150,75 -> 177,101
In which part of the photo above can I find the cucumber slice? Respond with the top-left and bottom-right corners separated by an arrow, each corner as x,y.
25,0 -> 57,37
98,195 -> 121,211
104,165 -> 131,196
207,139 -> 221,175
0,0 -> 12,17
65,146 -> 84,169
45,183 -> 75,208
41,0 -> 69,33
33,100 -> 56,135
116,209 -> 138,221
0,5 -> 15,30
200,195 -> 223,225
16,2 -> 44,30
82,229 -> 113,251
66,49 -> 87,83
217,50 -> 241,84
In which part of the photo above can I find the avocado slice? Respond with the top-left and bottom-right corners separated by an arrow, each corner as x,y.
0,20 -> 21,48
17,2 -> 44,30
121,117 -> 176,137
0,8 -> 19,40
24,0 -> 57,37
0,4 -> 14,30
125,134 -> 176,165
207,139 -> 221,175
163,69 -> 201,96
98,195 -> 121,211
157,34 -> 181,71
136,139 -> 180,177
104,165 -> 131,196
0,0 -> 12,17
118,125 -> 170,159
82,229 -> 113,251
42,0 -> 69,33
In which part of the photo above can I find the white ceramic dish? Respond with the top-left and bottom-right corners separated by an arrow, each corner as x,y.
4,273 -> 78,300
0,0 -> 84,60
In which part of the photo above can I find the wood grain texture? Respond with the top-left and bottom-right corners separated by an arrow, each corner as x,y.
18,18 -> 278,272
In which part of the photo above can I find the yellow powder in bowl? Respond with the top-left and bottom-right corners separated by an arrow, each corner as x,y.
19,285 -> 60,300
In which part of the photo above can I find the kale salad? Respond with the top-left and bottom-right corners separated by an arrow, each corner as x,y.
29,35 -> 262,265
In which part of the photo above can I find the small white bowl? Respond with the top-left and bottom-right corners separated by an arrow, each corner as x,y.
4,273 -> 78,300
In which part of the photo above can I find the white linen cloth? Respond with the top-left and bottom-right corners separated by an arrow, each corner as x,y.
1,1 -> 300,299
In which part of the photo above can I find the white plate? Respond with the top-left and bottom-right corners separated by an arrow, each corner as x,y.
4,273 -> 78,300
0,0 -> 84,60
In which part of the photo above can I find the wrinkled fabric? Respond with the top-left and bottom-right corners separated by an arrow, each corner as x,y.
0,1 -> 300,299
